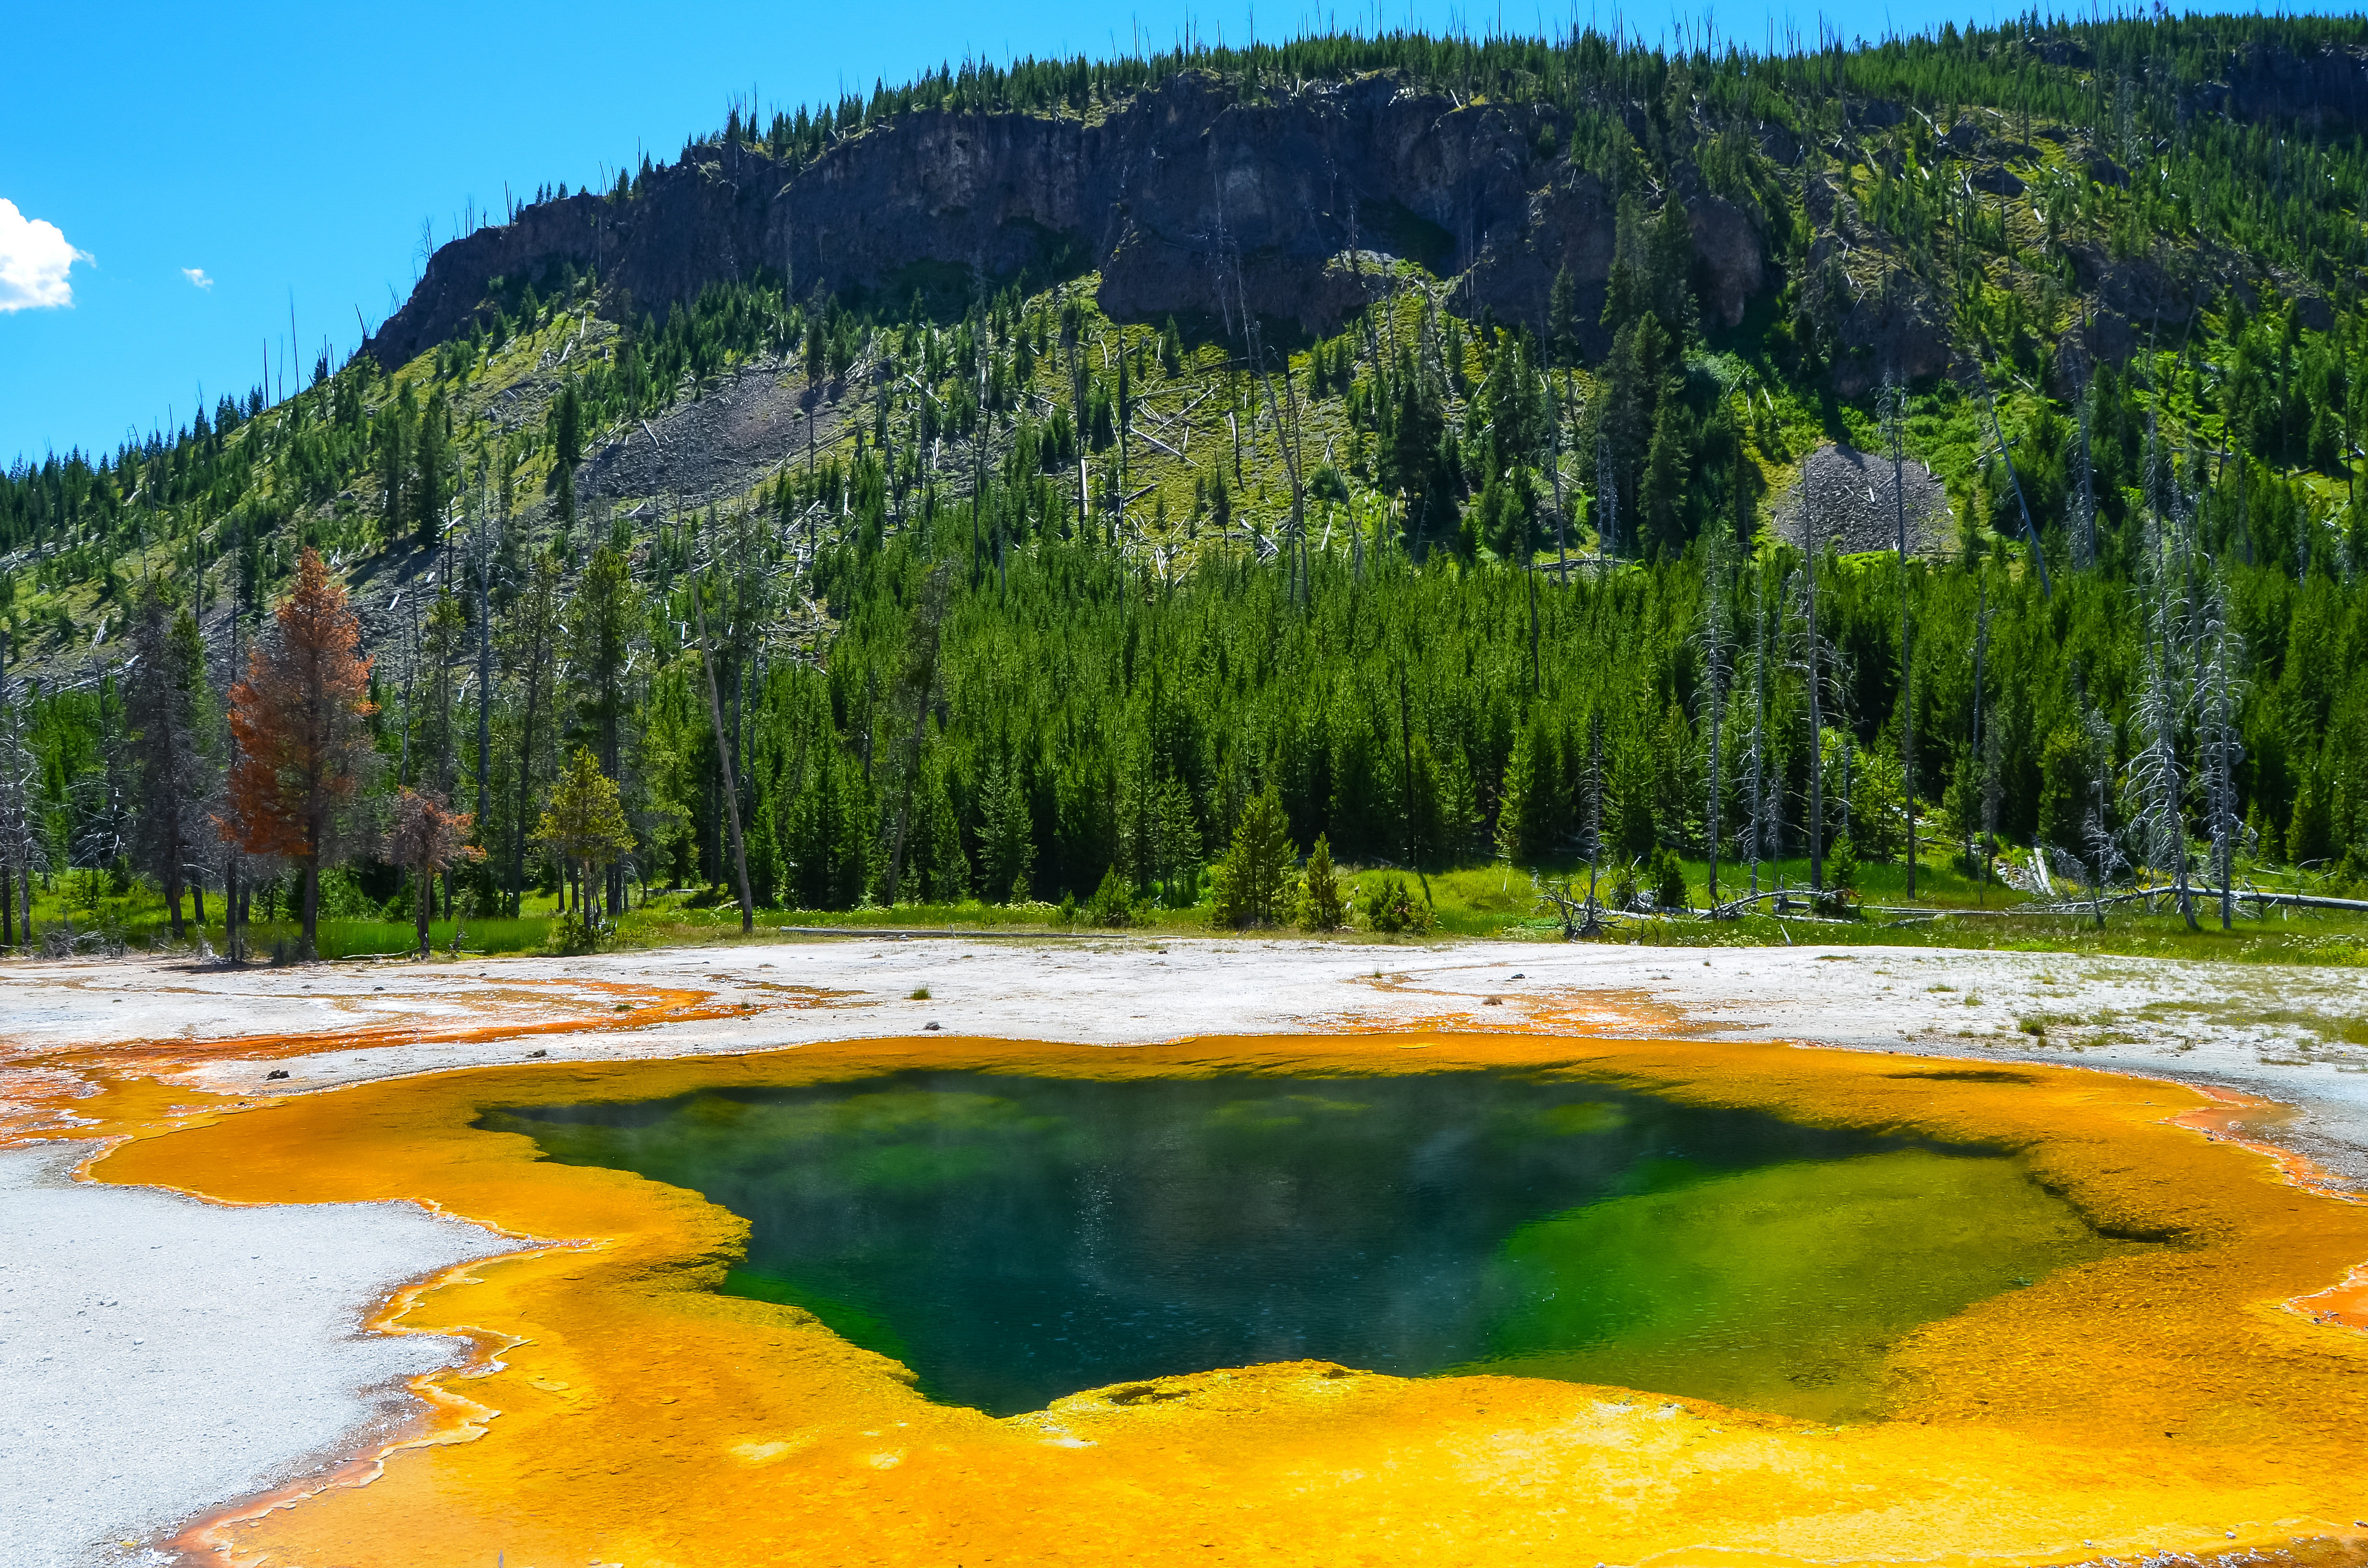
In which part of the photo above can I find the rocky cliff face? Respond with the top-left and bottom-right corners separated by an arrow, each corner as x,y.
371,71 -> 1765,367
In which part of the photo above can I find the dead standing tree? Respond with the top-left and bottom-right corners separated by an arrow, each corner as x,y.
385,788 -> 482,959
1742,559 -> 1772,897
1971,358 -> 2055,600
1967,575 -> 1992,883
472,464 -> 500,873
1879,374 -> 1918,898
1595,434 -> 1618,568
1697,516 -> 1736,912
1536,709 -> 1609,938
1786,478 -> 1837,898
2195,565 -> 2248,930
1209,190 -> 1309,600
2128,443 -> 2199,930
2078,699 -> 2129,931
1580,708 -> 1606,932
505,547 -> 562,916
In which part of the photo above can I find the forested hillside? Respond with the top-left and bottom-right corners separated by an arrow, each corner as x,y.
6,13 -> 2368,955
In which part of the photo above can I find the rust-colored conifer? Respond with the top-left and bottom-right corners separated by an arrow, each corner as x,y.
222,549 -> 378,957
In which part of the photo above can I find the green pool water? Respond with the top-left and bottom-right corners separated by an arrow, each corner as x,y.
483,1070 -> 2132,1420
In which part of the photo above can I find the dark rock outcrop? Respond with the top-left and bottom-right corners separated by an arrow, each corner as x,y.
1801,173 -> 1949,397
1830,269 -> 1952,399
2204,38 -> 2368,132
370,72 -> 1773,369
1968,163 -> 2027,197
2068,244 -> 2210,326
1685,191 -> 1764,330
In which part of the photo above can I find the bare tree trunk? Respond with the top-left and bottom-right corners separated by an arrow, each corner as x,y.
511,661 -> 541,917
1884,377 -> 1917,898
1548,371 -> 1568,575
1748,566 -> 1768,898
1977,367 -> 2053,599
225,568 -> 246,964
1703,527 -> 1732,913
1971,579 -> 1990,889
1803,486 -> 1825,895
1583,710 -> 1604,934
1527,565 -> 1540,696
476,491 -> 495,857
509,551 -> 555,919
690,519 -> 756,934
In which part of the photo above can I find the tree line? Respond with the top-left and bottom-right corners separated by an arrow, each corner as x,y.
3,417 -> 2361,956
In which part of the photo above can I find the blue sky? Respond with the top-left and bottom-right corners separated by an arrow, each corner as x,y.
0,1 -> 2331,467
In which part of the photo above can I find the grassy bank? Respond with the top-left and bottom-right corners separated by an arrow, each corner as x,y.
11,854 -> 2363,969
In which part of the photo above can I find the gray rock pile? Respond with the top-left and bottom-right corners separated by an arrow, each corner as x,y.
1771,443 -> 1953,557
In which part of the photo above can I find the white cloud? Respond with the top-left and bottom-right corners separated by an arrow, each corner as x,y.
182,267 -> 213,291
0,199 -> 84,312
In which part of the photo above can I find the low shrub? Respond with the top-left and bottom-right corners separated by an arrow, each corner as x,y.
1363,874 -> 1433,934
1086,866 -> 1135,928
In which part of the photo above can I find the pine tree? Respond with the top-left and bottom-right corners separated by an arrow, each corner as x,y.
125,588 -> 213,935
415,386 -> 451,548
505,547 -> 562,915
1297,831 -> 1347,930
914,757 -> 970,903
1211,783 -> 1295,927
1638,399 -> 1692,558
1647,197 -> 1697,339
1150,775 -> 1201,907
566,544 -> 638,792
1546,265 -> 1577,366
1600,195 -> 1650,338
1382,350 -> 1450,552
378,392 -> 411,540
979,752 -> 1036,902
550,381 -> 583,529
534,745 -> 636,946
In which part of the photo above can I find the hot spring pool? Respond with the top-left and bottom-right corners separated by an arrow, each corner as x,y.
485,1069 -> 2136,1419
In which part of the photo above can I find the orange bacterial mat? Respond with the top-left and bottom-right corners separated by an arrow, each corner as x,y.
29,1027 -> 2368,1568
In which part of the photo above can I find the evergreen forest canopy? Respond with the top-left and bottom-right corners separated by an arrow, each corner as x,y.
6,10 -> 2368,956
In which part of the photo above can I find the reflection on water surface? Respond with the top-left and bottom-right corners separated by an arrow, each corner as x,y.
486,1070 -> 2132,1418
